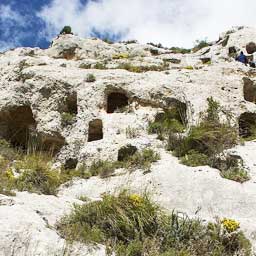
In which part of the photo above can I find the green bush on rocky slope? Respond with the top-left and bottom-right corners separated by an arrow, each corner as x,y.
57,190 -> 251,256
149,97 -> 250,183
0,141 -> 160,195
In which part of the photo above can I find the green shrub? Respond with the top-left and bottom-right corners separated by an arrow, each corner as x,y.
117,63 -> 142,73
79,63 -> 92,69
94,63 -> 107,69
60,26 -> 72,35
126,126 -> 139,139
150,49 -> 159,55
120,40 -> 138,44
112,53 -> 129,59
0,168 -> 15,196
147,42 -> 164,48
78,195 -> 90,202
184,66 -> 193,70
214,156 -> 250,183
0,139 -> 20,161
204,60 -> 212,65
170,47 -> 191,54
57,191 -> 251,256
102,38 -> 114,44
86,73 -> 96,82
221,167 -> 250,183
166,98 -> 244,182
180,150 -> 209,167
193,40 -> 210,52
172,98 -> 237,161
61,112 -> 76,126
117,63 -> 168,73
60,166 -> 92,183
148,106 -> 186,140
15,153 -> 60,195
174,122 -> 237,160
205,97 -> 220,122
87,160 -> 121,178
118,145 -> 137,161
88,148 -> 159,178
122,148 -> 160,171
66,148 -> 160,180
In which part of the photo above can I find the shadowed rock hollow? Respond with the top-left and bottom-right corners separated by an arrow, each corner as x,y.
0,106 -> 36,149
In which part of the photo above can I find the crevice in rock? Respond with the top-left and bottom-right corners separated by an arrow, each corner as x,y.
60,92 -> 78,126
106,92 -> 129,113
200,57 -> 211,64
63,92 -> 78,115
222,35 -> 230,47
0,105 -> 66,154
228,46 -> 238,57
118,145 -> 137,161
243,77 -> 256,103
0,106 -> 36,149
64,158 -> 78,169
239,112 -> 256,139
88,119 -> 103,142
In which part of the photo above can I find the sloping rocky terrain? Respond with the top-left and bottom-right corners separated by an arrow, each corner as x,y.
1,26 -> 256,255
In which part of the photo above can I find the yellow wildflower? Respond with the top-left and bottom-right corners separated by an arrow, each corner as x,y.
129,194 -> 143,207
221,218 -> 240,233
112,53 -> 129,59
5,169 -> 14,179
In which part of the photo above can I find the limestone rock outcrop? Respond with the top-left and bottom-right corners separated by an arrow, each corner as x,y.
1,26 -> 256,255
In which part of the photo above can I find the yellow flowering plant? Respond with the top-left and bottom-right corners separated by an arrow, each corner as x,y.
221,218 -> 240,233
112,53 -> 129,59
5,169 -> 14,179
129,194 -> 143,207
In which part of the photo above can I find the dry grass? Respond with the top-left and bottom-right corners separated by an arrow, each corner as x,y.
57,191 -> 251,256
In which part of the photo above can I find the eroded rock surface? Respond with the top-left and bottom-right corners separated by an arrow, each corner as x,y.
1,26 -> 256,255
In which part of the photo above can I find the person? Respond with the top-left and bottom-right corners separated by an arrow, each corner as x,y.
236,51 -> 248,65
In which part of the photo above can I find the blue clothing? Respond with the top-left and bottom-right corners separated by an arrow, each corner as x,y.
236,54 -> 247,64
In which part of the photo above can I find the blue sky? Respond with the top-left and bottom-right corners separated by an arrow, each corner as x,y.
0,0 -> 51,50
0,0 -> 256,52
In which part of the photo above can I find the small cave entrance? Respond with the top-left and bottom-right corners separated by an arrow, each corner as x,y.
107,92 -> 129,113
60,92 -> 78,126
0,106 -> 36,149
64,92 -> 78,115
118,145 -> 137,161
88,119 -> 103,142
239,112 -> 256,139
243,77 -> 256,103
64,158 -> 78,170
228,46 -> 237,58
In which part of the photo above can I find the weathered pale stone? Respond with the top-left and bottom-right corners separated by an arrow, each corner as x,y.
0,26 -> 256,254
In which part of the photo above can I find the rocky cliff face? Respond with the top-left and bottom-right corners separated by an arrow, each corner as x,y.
1,26 -> 256,255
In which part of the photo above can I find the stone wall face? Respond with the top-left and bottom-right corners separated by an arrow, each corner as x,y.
1,26 -> 256,255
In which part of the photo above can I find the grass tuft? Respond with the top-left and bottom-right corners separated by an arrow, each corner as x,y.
57,191 -> 251,256
14,153 -> 60,195
61,112 -> 76,126
86,73 -> 96,82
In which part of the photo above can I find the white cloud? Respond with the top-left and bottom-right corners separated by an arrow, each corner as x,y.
0,5 -> 25,25
0,4 -> 27,52
38,0 -> 256,48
